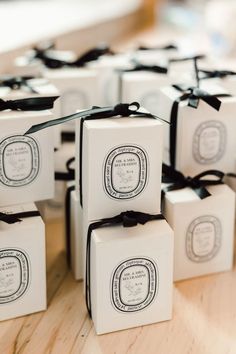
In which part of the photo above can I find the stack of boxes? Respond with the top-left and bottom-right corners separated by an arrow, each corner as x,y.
0,40 -> 236,335
0,93 -> 58,321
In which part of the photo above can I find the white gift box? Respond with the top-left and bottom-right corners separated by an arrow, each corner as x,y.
86,216 -> 173,334
0,203 -> 46,321
121,71 -> 171,116
87,53 -> 133,106
66,184 -> 83,281
0,78 -> 61,148
0,109 -> 54,206
155,83 -> 236,175
37,141 -> 75,221
43,68 -> 99,133
75,112 -> 163,220
163,184 -> 235,281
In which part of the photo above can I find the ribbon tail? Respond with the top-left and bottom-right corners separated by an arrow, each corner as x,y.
194,186 -> 211,199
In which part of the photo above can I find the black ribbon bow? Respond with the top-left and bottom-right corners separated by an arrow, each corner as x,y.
24,102 -> 162,207
162,164 -> 224,199
0,210 -> 40,224
0,75 -> 39,94
137,44 -> 178,51
86,211 -> 165,318
199,69 -> 236,80
0,96 -> 58,112
169,84 -> 230,168
34,44 -> 113,69
122,61 -> 168,74
55,157 -> 75,181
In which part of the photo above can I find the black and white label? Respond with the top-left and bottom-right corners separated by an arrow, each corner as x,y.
140,91 -> 160,114
0,135 -> 40,187
61,89 -> 88,125
193,121 -> 226,164
111,257 -> 158,313
104,145 -> 148,200
186,216 -> 221,262
0,249 -> 30,304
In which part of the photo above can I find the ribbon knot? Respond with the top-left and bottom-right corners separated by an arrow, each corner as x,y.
120,210 -> 155,227
113,102 -> 140,117
162,164 -> 224,199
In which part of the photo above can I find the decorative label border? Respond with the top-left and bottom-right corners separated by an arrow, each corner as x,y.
192,120 -> 226,164
0,248 -> 30,304
111,257 -> 158,313
186,215 -> 222,263
0,135 -> 40,187
103,144 -> 149,200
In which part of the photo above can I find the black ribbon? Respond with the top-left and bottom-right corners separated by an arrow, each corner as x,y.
85,211 -> 165,318
65,184 -> 76,267
24,102 -> 164,207
0,96 -> 58,112
226,172 -> 236,178
61,131 -> 75,143
162,164 -> 224,199
0,210 -> 40,224
34,44 -> 113,69
0,75 -> 39,94
137,44 -> 178,51
199,69 -> 236,80
169,84 -> 230,168
55,157 -> 75,181
169,54 -> 206,63
122,61 -> 168,74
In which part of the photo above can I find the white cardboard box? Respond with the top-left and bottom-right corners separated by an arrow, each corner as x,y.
0,203 -> 46,321
0,78 -> 61,148
43,68 -> 99,132
155,83 -> 236,175
87,53 -> 133,106
121,71 -> 171,116
163,184 -> 235,281
0,110 -> 54,206
68,186 -> 83,281
86,217 -> 173,334
75,114 -> 163,220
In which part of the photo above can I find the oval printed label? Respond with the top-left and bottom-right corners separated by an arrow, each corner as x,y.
193,121 -> 226,164
104,145 -> 148,199
140,91 -> 160,114
186,216 -> 221,262
0,249 -> 30,304
0,135 -> 40,187
111,257 -> 158,313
